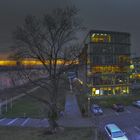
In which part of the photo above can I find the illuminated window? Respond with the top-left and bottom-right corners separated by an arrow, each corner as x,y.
119,55 -> 130,64
95,90 -> 100,95
92,66 -> 120,73
91,33 -> 111,43
130,65 -> 135,70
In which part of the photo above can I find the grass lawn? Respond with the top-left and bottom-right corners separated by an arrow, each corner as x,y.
0,127 -> 93,140
2,89 -> 66,118
2,96 -> 48,118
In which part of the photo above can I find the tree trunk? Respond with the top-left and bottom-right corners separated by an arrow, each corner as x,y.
48,104 -> 59,133
94,127 -> 98,140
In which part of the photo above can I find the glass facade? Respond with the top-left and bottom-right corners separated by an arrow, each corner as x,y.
81,30 -> 131,96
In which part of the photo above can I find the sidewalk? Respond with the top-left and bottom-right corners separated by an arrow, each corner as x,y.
64,93 -> 82,119
58,92 -> 93,127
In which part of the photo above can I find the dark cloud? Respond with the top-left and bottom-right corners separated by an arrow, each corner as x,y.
73,0 -> 140,56
0,0 -> 140,57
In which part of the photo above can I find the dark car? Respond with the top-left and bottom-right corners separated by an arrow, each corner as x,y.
112,103 -> 124,112
91,104 -> 103,115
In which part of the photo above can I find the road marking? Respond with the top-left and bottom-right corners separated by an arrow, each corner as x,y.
0,118 -> 6,122
134,126 -> 140,131
21,118 -> 30,126
7,118 -> 18,125
126,110 -> 131,114
27,86 -> 39,93
115,112 -> 119,116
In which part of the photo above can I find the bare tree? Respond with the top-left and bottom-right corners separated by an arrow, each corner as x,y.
11,6 -> 83,131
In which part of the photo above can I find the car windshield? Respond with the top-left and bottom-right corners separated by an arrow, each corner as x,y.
94,107 -> 100,110
117,104 -> 123,106
136,101 -> 140,104
112,131 -> 124,138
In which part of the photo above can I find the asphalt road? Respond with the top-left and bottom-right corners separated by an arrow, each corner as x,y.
93,106 -> 140,140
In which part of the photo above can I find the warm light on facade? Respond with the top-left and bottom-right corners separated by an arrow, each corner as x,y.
131,73 -> 140,79
79,30 -> 131,96
92,86 -> 129,96
91,66 -> 129,73
78,79 -> 83,85
130,64 -> 134,69
91,33 -> 111,43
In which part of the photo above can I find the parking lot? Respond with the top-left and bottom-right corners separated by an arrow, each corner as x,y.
93,106 -> 140,140
0,118 -> 49,128
0,104 -> 140,139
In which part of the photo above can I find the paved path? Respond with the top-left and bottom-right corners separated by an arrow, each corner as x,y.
64,93 -> 82,119
58,118 -> 93,127
58,93 -> 93,127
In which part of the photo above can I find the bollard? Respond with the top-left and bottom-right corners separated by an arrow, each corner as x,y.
6,97 -> 8,112
0,102 -> 1,115
10,98 -> 13,109
24,113 -> 26,118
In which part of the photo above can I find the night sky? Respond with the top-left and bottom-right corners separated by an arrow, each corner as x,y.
0,0 -> 140,58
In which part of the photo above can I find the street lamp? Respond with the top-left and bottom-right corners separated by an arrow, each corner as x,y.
69,78 -> 73,92
88,96 -> 91,116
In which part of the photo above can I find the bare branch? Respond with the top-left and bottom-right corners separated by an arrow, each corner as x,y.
11,5 -> 84,120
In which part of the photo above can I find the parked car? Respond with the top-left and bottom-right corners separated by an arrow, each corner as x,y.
112,103 -> 124,112
90,104 -> 103,115
133,100 -> 140,108
105,123 -> 128,140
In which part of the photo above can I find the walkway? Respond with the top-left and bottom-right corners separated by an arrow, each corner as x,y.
58,92 -> 93,127
64,93 -> 81,119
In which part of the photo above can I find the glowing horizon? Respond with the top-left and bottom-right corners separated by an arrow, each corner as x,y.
0,59 -> 79,66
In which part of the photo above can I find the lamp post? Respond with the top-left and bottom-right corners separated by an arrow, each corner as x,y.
69,78 -> 73,92
0,99 -> 2,115
88,96 -> 91,116
5,97 -> 8,112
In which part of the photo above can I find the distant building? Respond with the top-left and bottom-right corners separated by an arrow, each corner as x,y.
79,30 -> 131,96
130,57 -> 140,84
